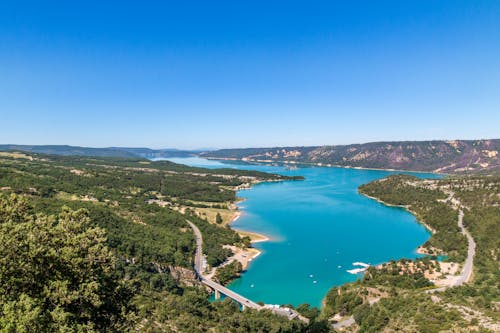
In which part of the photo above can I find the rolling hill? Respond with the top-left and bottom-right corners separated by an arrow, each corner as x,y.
201,139 -> 500,174
0,144 -> 199,159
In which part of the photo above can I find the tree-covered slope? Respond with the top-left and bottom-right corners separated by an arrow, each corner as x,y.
321,174 -> 499,332
0,152 -> 315,332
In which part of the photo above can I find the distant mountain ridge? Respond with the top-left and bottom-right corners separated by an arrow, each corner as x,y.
0,144 -> 199,159
3,140 -> 499,173
201,139 -> 500,174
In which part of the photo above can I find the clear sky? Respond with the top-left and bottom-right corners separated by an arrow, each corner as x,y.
1,1 -> 499,149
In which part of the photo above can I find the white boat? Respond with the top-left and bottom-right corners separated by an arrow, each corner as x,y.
347,268 -> 367,274
352,262 -> 370,268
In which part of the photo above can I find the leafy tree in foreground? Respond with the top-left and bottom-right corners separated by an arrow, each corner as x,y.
0,194 -> 133,332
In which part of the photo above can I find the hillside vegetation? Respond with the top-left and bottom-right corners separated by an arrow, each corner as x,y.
322,174 -> 499,332
202,139 -> 500,174
0,152 -> 315,332
3,139 -> 499,174
1,150 -> 497,332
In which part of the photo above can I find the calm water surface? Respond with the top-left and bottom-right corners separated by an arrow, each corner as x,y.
161,157 -> 440,307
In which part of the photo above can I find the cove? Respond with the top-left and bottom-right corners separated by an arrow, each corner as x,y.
161,157 -> 441,307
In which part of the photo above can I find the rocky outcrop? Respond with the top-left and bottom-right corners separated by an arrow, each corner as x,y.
169,265 -> 198,287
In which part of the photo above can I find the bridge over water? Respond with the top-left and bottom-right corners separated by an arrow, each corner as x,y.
187,220 -> 308,322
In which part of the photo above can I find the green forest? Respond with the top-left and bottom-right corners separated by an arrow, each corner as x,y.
320,174 -> 499,332
0,152 -> 317,332
1,151 -> 498,332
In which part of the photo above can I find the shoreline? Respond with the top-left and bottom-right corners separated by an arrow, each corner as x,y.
224,189 -> 271,270
229,187 -> 271,244
211,158 -> 455,304
360,192 -> 437,235
223,161 -> 438,274
360,190 -> 471,289
231,210 -> 270,240
225,163 -> 438,277
360,191 -> 438,256
204,156 -> 447,176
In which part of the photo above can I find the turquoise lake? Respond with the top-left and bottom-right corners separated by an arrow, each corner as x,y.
163,157 -> 441,307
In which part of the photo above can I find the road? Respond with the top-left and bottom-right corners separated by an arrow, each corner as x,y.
186,220 -> 262,309
453,209 -> 475,286
335,199 -> 477,329
186,220 -> 309,322
186,220 -> 205,275
201,277 -> 263,309
425,207 -> 475,292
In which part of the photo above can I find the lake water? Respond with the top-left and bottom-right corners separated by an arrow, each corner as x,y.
161,157 -> 440,307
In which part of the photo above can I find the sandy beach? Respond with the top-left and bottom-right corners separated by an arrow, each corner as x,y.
222,245 -> 262,270
226,206 -> 270,269
228,204 -> 271,243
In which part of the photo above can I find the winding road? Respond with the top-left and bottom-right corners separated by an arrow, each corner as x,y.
187,220 -> 206,275
426,203 -> 475,292
187,220 -> 262,310
453,209 -> 475,286
334,196 -> 476,329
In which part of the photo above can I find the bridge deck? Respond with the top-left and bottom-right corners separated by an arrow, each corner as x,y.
187,220 -> 308,323
201,278 -> 262,309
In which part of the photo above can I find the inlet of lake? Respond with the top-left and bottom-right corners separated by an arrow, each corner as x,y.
162,157 -> 441,307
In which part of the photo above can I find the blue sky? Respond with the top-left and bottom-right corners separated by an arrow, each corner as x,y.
1,1 -> 499,149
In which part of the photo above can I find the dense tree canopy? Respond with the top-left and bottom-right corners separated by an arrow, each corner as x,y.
0,194 -> 132,332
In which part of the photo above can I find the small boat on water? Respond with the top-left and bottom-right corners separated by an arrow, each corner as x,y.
347,268 -> 366,274
352,262 -> 370,268
347,261 -> 371,274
